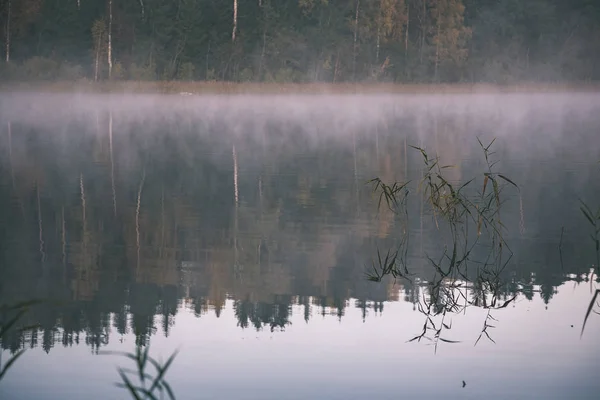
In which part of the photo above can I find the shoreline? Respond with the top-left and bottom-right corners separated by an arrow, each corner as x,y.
1,80 -> 600,95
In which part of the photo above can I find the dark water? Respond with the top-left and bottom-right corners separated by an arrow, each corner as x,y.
0,93 -> 599,400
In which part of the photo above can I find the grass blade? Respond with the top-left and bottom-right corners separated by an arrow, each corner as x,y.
117,369 -> 142,400
439,338 -> 460,343
162,381 -> 176,400
497,174 -> 519,190
581,290 -> 599,338
0,349 -> 25,381
148,350 -> 179,394
581,207 -> 595,226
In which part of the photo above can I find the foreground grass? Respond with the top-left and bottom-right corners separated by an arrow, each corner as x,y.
1,80 -> 600,95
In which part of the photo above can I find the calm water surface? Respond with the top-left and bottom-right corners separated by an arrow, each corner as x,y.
0,93 -> 599,399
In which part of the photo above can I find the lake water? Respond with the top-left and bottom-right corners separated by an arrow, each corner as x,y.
0,93 -> 599,400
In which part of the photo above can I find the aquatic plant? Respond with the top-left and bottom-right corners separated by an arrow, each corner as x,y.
0,300 -> 40,382
101,345 -> 178,400
581,287 -> 599,338
367,178 -> 411,283
579,199 -> 600,272
367,137 -> 520,351
577,197 -> 600,339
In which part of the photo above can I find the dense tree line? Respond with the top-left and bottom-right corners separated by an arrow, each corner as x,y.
0,0 -> 599,83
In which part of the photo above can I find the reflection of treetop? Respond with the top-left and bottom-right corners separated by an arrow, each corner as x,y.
0,113 -> 597,354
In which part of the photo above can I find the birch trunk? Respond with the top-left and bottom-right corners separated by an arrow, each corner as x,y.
232,0 -> 238,42
136,169 -> 145,272
94,46 -> 100,82
333,50 -> 340,82
233,144 -> 239,205
405,2 -> 409,59
5,0 -> 10,62
420,0 -> 425,64
232,144 -> 240,279
352,0 -> 360,81
434,5 -> 440,81
7,121 -> 24,216
8,122 -> 14,188
62,207 -> 66,278
109,111 -> 116,216
259,28 -> 266,80
37,182 -> 45,265
79,173 -> 87,275
80,174 -> 86,234
353,132 -> 359,215
206,40 -> 210,79
108,0 -> 113,79
376,27 -> 380,65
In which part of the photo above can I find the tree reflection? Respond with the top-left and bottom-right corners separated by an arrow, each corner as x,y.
0,108 -> 598,356
368,135 -> 599,351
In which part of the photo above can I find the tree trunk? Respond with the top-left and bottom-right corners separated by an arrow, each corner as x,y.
62,207 -> 66,277
205,40 -> 210,79
259,27 -> 266,80
434,5 -> 440,81
333,50 -> 340,82
94,45 -> 100,81
109,111 -> 116,216
353,131 -> 359,215
405,1 -> 409,58
135,169 -> 145,272
232,143 -> 239,278
7,121 -> 13,188
420,0 -> 425,65
80,173 -> 87,242
7,121 -> 24,217
37,182 -> 45,265
5,0 -> 10,62
108,0 -> 113,79
232,0 -> 238,42
352,0 -> 360,81
376,26 -> 380,65
233,144 -> 239,205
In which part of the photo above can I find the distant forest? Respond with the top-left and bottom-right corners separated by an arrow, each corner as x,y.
1,0 -> 599,83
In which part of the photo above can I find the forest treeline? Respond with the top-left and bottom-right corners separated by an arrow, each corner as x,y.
0,0 -> 599,84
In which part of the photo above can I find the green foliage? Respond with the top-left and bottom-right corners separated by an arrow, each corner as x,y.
269,68 -> 303,83
58,62 -> 84,80
112,62 -> 125,80
238,67 -> 254,82
91,18 -> 106,52
22,57 -> 60,80
0,62 -> 21,81
205,68 -> 217,81
129,63 -> 157,81
0,58 -> 85,81
177,62 -> 195,81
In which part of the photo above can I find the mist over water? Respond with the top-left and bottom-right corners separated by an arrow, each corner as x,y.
1,93 -> 599,399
